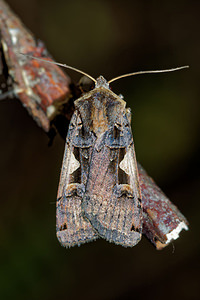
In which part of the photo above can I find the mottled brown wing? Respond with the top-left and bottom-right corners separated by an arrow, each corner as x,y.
56,111 -> 98,247
82,111 -> 143,247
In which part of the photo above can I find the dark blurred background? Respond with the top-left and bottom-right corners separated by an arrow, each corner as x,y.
0,0 -> 199,299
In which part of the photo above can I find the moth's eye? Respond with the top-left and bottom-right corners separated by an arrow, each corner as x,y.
78,75 -> 94,92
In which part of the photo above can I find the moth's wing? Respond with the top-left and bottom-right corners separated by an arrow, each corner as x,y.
56,111 -> 98,247
82,111 -> 143,247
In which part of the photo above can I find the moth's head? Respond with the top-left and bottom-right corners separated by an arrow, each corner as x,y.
95,76 -> 110,89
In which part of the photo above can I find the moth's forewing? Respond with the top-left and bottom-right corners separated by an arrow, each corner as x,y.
79,88 -> 143,247
56,111 -> 98,247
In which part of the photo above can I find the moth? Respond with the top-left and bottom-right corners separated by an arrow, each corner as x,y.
56,66 -> 188,248
56,75 -> 142,247
0,0 -> 189,249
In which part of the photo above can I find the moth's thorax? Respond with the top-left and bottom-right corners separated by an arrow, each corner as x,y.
75,86 -> 126,138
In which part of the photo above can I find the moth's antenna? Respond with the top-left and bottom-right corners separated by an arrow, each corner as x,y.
20,53 -> 97,84
108,66 -> 189,84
